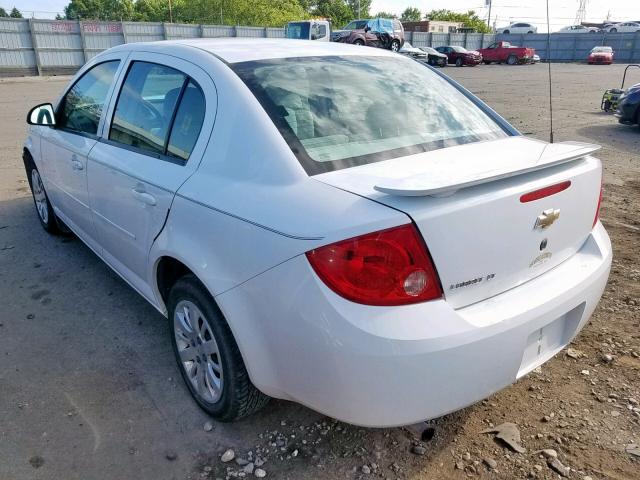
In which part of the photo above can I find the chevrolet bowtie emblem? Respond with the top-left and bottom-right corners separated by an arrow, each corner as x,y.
534,208 -> 560,229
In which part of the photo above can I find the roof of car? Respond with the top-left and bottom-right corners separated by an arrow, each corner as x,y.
113,38 -> 397,64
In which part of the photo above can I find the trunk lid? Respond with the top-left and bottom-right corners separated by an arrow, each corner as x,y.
314,137 -> 602,309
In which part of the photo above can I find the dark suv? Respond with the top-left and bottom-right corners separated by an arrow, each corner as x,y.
331,18 -> 405,51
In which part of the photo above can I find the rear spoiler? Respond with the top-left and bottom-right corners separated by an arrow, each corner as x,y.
374,141 -> 601,197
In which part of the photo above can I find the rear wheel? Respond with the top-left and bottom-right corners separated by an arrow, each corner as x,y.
507,54 -> 518,65
353,39 -> 364,46
168,275 -> 269,421
610,28 -> 617,33
455,57 -> 463,67
390,40 -> 400,52
503,30 -> 510,34
527,31 -> 533,34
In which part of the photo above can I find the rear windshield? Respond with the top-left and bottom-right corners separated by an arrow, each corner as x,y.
232,56 -> 507,175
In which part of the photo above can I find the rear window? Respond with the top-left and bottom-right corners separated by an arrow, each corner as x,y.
232,56 -> 507,175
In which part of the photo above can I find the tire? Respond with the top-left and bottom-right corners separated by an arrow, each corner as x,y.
353,39 -> 364,46
168,274 -> 269,421
527,31 -> 533,34
23,151 -> 63,234
390,40 -> 400,52
483,60 -> 491,65
455,57 -> 463,67
507,54 -> 518,65
610,28 -> 617,33
503,30 -> 510,34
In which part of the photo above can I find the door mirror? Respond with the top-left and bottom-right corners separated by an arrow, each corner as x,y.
27,103 -> 56,126
364,26 -> 371,33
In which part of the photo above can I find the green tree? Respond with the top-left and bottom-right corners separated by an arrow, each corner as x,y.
63,0 -> 135,20
425,9 -> 490,33
313,0 -> 351,27
373,11 -> 396,18
345,0 -> 370,18
400,7 -> 421,22
9,6 -> 22,17
0,7 -> 8,17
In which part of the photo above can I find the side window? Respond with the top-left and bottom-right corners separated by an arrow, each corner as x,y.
58,61 -> 119,135
318,24 -> 327,37
110,62 -> 187,156
166,81 -> 205,161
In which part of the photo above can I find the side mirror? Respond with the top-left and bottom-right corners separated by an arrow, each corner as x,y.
364,26 -> 371,33
27,103 -> 56,126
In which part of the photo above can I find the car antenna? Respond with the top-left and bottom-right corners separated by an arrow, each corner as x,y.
546,0 -> 554,143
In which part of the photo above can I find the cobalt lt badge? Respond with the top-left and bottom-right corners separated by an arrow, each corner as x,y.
534,208 -> 560,229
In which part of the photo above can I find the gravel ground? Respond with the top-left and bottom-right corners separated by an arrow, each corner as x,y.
0,63 -> 638,480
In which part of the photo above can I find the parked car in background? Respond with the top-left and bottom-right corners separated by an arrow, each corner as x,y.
605,22 -> 640,33
23,38 -> 611,428
588,46 -> 614,65
532,54 -> 540,63
557,25 -> 598,34
399,42 -> 427,58
496,22 -> 537,34
435,45 -> 482,66
286,20 -> 331,41
331,18 -> 404,51
418,47 -> 448,67
478,41 -> 535,65
615,81 -> 640,127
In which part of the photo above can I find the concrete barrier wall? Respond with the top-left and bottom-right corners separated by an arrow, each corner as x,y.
1,18 -> 639,77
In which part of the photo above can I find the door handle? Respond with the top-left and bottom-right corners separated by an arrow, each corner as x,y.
131,187 -> 157,206
70,154 -> 84,171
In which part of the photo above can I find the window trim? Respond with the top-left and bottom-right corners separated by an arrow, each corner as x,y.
55,59 -> 121,140
106,60 -> 205,165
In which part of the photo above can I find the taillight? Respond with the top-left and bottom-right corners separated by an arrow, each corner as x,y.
593,180 -> 603,228
305,224 -> 442,306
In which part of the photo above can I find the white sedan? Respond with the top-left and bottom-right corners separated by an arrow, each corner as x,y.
605,22 -> 640,33
495,22 -> 537,34
557,25 -> 598,34
23,39 -> 611,427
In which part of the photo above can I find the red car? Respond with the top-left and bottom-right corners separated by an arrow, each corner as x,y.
435,46 -> 482,67
588,46 -> 614,65
477,41 -> 535,65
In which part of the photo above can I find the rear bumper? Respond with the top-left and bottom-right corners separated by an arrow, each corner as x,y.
217,224 -> 611,427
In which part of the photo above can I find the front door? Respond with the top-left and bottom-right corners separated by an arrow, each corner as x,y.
40,59 -> 122,248
87,54 -> 216,299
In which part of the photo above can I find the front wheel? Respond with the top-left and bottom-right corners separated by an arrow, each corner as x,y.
610,28 -> 617,33
507,54 -> 518,65
390,40 -> 400,52
455,57 -> 464,67
24,154 -> 62,234
503,30 -> 510,34
168,275 -> 269,421
353,39 -> 364,46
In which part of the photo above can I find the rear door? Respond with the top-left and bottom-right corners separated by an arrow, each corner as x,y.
87,53 -> 216,298
40,57 -> 124,248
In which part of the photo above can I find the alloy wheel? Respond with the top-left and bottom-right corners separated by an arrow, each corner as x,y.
31,169 -> 49,224
174,300 -> 224,403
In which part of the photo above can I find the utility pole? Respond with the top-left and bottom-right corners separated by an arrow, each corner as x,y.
486,0 -> 492,29
358,0 -> 361,19
574,0 -> 588,26
168,0 -> 173,23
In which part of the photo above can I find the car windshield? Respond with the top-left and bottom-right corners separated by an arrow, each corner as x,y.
232,56 -> 507,175
592,47 -> 612,53
286,22 -> 310,40
452,46 -> 468,53
344,20 -> 368,30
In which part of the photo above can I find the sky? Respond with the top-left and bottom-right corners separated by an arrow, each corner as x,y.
5,0 -> 640,31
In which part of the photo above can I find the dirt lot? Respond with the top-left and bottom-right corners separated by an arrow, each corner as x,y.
0,63 -> 638,480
